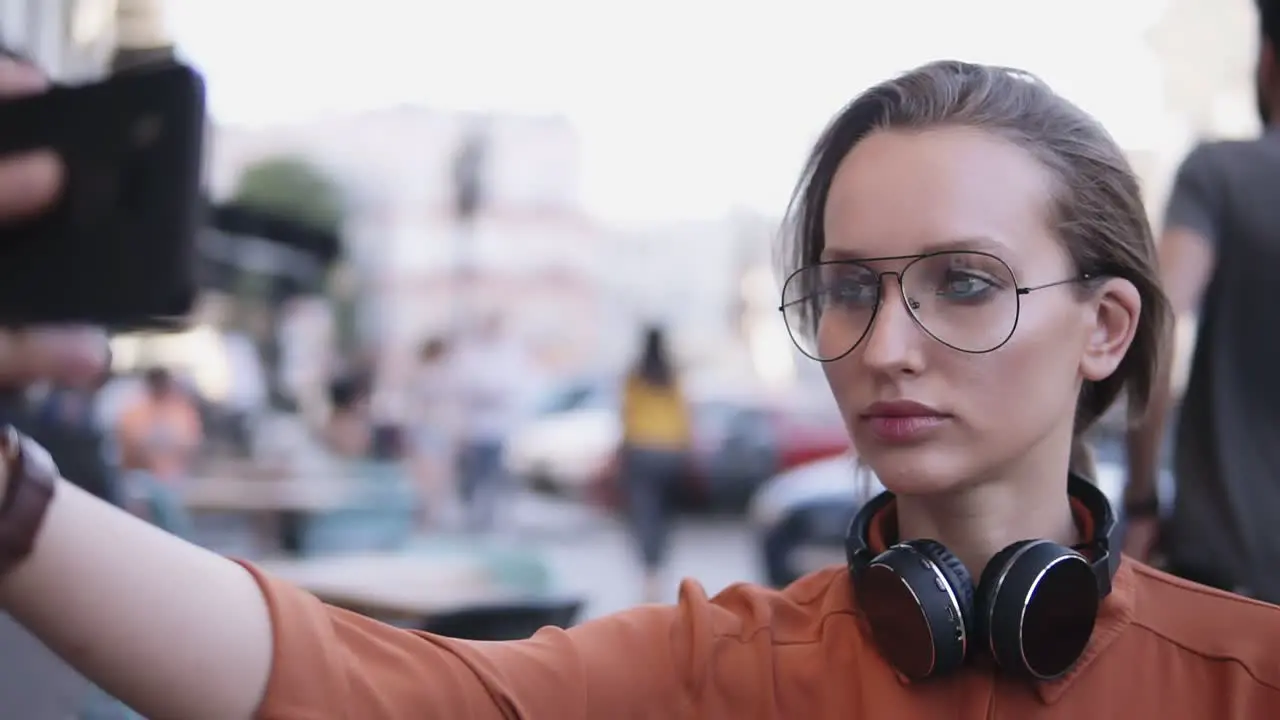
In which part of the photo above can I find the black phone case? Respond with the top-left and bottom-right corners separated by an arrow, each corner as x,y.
0,63 -> 205,329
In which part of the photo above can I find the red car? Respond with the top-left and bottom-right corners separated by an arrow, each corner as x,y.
589,399 -> 850,514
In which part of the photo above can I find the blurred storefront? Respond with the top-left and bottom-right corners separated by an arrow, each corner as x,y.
0,0 -> 174,81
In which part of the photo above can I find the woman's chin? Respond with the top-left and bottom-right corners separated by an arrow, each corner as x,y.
861,448 -> 970,497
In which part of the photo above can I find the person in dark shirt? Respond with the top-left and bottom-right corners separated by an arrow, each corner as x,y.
1124,0 -> 1280,601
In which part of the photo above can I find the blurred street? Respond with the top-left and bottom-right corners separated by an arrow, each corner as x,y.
500,491 -> 761,619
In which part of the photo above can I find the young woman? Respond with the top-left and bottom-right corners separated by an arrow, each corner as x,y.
0,59 -> 1278,719
619,325 -> 692,603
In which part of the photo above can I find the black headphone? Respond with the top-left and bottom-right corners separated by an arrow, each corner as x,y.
845,473 -> 1118,682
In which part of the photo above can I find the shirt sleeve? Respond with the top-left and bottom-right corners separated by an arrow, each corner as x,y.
1163,143 -> 1226,246
239,561 -> 744,719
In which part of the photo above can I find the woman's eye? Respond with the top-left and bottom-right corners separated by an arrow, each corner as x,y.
940,272 -> 994,297
832,280 -> 877,304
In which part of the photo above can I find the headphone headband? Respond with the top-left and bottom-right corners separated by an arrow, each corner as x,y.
846,472 -> 1117,598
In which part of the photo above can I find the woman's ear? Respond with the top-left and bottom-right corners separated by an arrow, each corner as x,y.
1080,278 -> 1141,382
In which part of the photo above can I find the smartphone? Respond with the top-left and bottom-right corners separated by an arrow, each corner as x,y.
0,63 -> 206,329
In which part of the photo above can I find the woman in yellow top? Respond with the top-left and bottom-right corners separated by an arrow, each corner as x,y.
619,325 -> 691,603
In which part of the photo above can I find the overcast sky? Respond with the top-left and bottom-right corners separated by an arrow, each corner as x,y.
170,0 -> 1172,224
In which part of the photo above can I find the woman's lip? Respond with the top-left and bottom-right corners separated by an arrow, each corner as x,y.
862,400 -> 948,418
860,415 -> 949,444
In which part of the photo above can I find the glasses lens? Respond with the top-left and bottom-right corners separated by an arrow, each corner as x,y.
900,252 -> 1018,352
781,262 -> 880,361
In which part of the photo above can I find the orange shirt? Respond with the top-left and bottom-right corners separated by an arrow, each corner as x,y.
116,396 -> 202,479
242,556 -> 1280,719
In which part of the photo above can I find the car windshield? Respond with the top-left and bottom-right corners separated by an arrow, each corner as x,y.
534,382 -> 611,415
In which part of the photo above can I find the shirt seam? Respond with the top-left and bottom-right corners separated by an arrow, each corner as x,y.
707,607 -> 860,648
1135,565 -> 1280,612
1124,622 -> 1280,693
699,571 -> 858,648
1132,566 -> 1280,691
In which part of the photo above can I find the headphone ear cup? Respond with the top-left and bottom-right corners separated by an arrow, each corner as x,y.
854,540 -> 974,680
975,539 -> 1099,680
974,539 -> 1035,655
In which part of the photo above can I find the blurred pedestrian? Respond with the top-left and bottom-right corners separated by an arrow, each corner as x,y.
1123,0 -> 1280,602
114,367 -> 202,537
410,336 -> 459,528
452,313 -> 533,532
619,325 -> 692,603
322,371 -> 373,460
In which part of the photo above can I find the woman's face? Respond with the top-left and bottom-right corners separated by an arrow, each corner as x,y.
819,126 -> 1095,494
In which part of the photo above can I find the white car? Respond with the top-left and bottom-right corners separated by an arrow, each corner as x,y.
503,381 -> 620,495
505,408 -> 621,494
747,453 -> 875,529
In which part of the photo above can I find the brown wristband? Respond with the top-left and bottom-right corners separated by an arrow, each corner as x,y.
0,426 -> 58,577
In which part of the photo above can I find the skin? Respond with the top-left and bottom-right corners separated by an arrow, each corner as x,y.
0,59 -> 273,719
821,127 -> 1142,577
1122,36 -> 1278,559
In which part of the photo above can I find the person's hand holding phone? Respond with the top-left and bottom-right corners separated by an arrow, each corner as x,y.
0,58 -> 60,218
0,57 -> 109,387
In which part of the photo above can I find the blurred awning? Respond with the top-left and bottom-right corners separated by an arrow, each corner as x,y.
201,202 -> 344,297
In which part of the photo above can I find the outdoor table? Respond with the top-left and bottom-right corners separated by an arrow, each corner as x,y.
256,552 -> 519,622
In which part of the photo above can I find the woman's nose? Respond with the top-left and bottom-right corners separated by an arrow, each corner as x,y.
858,275 -> 926,374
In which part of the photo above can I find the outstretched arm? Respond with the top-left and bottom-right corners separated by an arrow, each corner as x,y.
0,480 -> 274,719
0,57 -> 274,720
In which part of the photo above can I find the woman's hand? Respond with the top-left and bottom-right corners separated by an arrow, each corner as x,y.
0,58 -> 109,388
0,326 -> 111,387
0,59 -> 60,219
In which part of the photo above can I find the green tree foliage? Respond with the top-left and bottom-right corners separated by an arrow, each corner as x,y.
230,156 -> 361,369
231,155 -> 345,234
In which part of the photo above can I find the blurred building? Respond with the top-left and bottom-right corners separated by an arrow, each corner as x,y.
0,0 -> 118,81
610,219 -> 742,365
209,107 -> 618,376
5,0 -> 1263,396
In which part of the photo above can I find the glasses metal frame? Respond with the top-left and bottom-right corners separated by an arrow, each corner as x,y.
778,251 -> 1093,362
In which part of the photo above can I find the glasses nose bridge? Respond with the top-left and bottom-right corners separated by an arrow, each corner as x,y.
874,269 -> 913,307
867,267 -> 922,336
876,269 -> 904,286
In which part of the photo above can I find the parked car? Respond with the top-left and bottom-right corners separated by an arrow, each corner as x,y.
502,378 -> 620,495
505,378 -> 851,514
587,399 -> 851,515
749,453 -> 873,587
748,434 -> 1175,588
